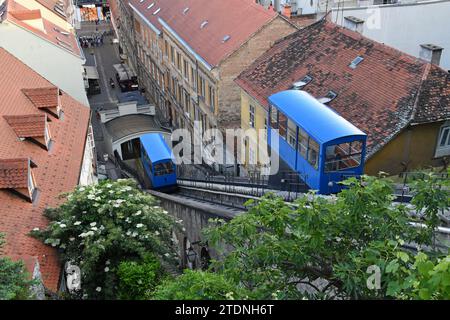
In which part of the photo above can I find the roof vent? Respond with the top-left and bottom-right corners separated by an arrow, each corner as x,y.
0,158 -> 38,202
222,35 -> 231,43
318,91 -> 338,104
349,56 -> 364,69
292,75 -> 313,89
183,7 -> 190,14
147,3 -> 155,10
200,20 -> 208,29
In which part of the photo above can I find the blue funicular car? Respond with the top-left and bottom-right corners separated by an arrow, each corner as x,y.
267,90 -> 367,194
139,133 -> 177,190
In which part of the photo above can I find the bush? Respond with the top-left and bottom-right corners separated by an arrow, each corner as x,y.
152,270 -> 248,300
117,254 -> 166,300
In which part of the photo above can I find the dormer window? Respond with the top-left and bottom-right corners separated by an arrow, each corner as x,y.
21,87 -> 62,119
0,158 -> 37,202
3,114 -> 52,150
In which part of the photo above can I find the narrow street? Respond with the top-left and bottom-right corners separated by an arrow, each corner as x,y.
78,21 -> 123,177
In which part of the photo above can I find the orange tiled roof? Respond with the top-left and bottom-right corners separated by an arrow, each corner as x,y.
0,158 -> 29,189
3,114 -> 47,138
0,48 -> 90,291
128,0 -> 278,67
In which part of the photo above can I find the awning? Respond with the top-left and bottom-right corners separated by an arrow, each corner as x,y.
84,66 -> 99,80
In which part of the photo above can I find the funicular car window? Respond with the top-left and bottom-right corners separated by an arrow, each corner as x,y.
154,162 -> 174,176
324,140 -> 363,172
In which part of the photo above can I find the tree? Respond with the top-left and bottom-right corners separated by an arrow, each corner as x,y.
152,270 -> 249,300
203,174 -> 450,300
31,179 -> 180,299
0,234 -> 33,300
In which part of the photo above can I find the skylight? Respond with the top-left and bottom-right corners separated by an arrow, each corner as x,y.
183,7 -> 190,14
153,8 -> 161,15
200,20 -> 208,29
349,56 -> 364,69
147,3 -> 154,10
318,91 -> 338,104
222,35 -> 231,43
292,75 -> 313,89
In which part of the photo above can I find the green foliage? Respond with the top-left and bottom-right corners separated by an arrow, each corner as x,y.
0,234 -> 33,300
152,270 -> 249,300
31,179 -> 180,299
203,174 -> 450,300
117,254 -> 166,300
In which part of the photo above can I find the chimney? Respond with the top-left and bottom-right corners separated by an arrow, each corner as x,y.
344,16 -> 365,34
273,0 -> 281,13
282,4 -> 292,18
419,44 -> 443,66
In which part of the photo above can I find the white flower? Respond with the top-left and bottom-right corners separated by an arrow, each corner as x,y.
74,221 -> 82,226
33,227 -> 40,232
109,190 -> 114,194
91,227 -> 98,231
96,287 -> 102,292
105,260 -> 110,265
86,231 -> 95,236
106,183 -> 113,188
154,231 -> 160,236
164,253 -> 170,258
104,267 -> 110,272
79,233 -> 87,238
79,187 -> 85,192
82,294 -> 88,299
69,237 -> 75,242
136,223 -> 144,228
126,231 -> 131,236
87,194 -> 95,200
59,224 -> 67,228
132,231 -> 138,237
162,210 -> 168,214
90,222 -> 97,227
134,211 -> 142,216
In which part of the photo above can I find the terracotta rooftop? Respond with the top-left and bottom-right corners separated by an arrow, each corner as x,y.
34,0 -> 70,21
3,114 -> 47,138
0,158 -> 29,189
235,19 -> 450,157
4,0 -> 81,58
128,0 -> 278,67
0,48 -> 90,291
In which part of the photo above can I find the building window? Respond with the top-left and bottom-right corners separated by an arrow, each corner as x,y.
183,60 -> 189,80
209,86 -> 216,112
249,105 -> 255,128
164,40 -> 169,57
435,122 -> 450,157
199,76 -> 206,99
170,46 -> 175,64
190,66 -> 196,88
177,52 -> 182,70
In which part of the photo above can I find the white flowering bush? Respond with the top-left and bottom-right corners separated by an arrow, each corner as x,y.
31,179 -> 180,299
